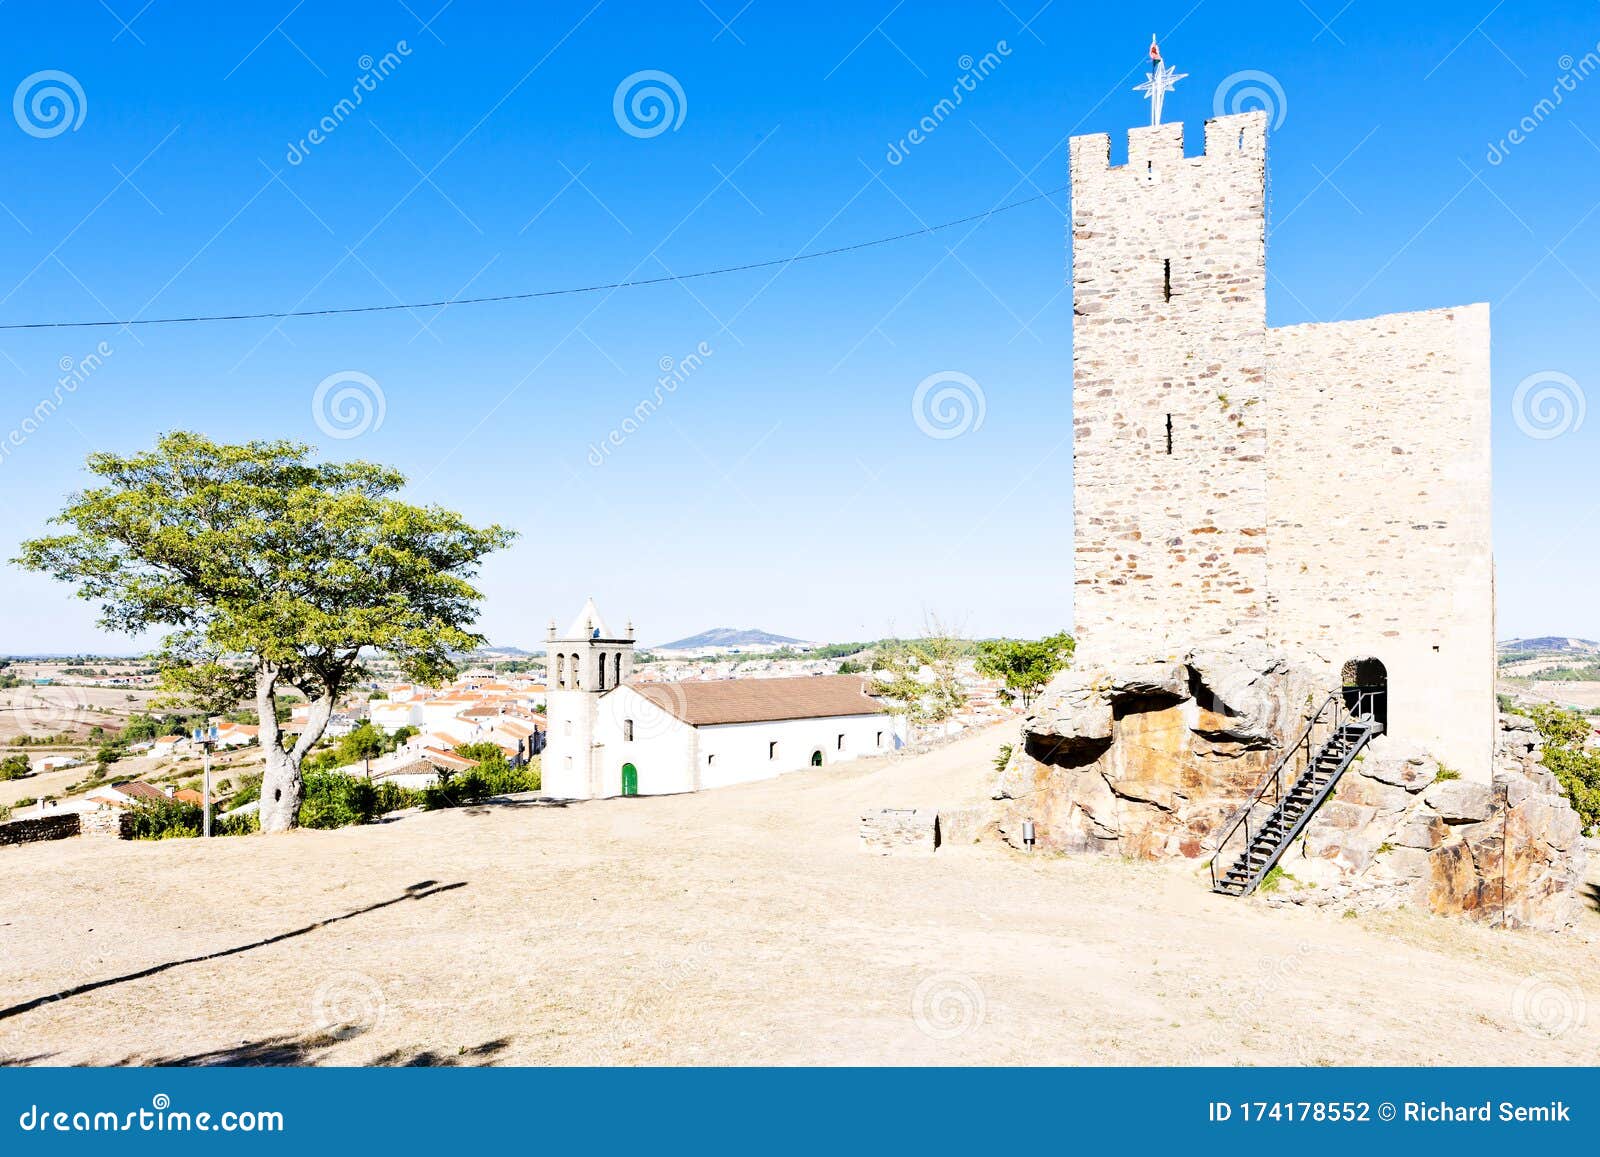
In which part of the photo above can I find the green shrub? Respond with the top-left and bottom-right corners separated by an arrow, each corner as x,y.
298,771 -> 382,829
0,754 -> 31,780
229,773 -> 262,808
1434,765 -> 1461,782
215,810 -> 259,836
993,743 -> 1013,774
126,797 -> 203,840
1527,705 -> 1600,831
421,760 -> 539,810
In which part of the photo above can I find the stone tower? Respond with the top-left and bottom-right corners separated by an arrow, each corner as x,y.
541,597 -> 635,799
1069,110 -> 1494,780
1070,111 -> 1271,654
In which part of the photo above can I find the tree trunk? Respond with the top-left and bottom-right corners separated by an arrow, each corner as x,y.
255,665 -> 336,833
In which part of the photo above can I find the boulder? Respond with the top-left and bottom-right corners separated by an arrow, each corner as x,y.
1422,780 -> 1494,824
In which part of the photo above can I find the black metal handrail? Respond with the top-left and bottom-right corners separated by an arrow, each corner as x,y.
1207,686 -> 1383,893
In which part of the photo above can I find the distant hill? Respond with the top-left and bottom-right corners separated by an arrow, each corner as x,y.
650,628 -> 808,653
1498,637 -> 1600,656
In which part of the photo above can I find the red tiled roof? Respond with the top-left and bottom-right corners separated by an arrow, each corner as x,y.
624,675 -> 886,727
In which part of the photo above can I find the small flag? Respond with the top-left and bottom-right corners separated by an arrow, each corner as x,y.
1149,35 -> 1162,63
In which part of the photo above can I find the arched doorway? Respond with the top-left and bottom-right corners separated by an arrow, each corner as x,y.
1340,657 -> 1388,734
810,750 -> 823,767
621,763 -> 638,797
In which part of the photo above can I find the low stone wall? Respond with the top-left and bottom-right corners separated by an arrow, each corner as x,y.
80,808 -> 134,839
860,808 -> 939,855
0,813 -> 81,846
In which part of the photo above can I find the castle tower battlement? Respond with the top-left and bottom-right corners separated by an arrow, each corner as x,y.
1068,110 -> 1494,780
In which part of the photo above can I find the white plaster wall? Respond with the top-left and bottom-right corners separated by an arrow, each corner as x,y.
593,685 -> 698,796
696,714 -> 896,790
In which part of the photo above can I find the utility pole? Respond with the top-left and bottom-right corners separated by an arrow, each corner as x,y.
193,723 -> 219,837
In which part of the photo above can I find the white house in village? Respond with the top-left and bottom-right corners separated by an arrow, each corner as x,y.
542,599 -> 904,800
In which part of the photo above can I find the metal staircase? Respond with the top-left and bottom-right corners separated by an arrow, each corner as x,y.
1210,688 -> 1384,897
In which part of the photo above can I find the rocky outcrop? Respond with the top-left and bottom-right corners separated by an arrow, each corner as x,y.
995,641 -> 1588,932
1279,713 -> 1586,931
992,640 -> 1323,860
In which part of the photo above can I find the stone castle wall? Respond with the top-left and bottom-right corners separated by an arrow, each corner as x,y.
1265,307 -> 1495,779
1069,110 -> 1495,779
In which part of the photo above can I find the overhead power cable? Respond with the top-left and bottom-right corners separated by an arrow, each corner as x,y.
0,185 -> 1066,332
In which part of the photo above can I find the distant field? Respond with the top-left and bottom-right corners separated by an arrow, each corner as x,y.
0,683 -> 161,743
1500,678 -> 1600,712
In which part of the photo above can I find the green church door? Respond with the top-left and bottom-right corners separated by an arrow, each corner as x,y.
810,750 -> 823,767
621,763 -> 638,797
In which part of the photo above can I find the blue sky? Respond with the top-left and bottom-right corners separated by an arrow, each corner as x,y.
0,0 -> 1596,652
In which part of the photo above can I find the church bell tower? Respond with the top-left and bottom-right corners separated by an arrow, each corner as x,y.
541,597 -> 635,799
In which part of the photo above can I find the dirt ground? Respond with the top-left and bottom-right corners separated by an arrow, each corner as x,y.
2,724 -> 1599,1067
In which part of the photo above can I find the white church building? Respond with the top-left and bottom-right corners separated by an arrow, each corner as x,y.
541,599 -> 903,800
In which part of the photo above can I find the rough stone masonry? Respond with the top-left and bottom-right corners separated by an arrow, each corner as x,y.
1069,110 -> 1493,780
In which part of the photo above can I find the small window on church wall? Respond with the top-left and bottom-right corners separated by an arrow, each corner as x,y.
768,741 -> 778,760
614,653 -> 622,686
707,753 -> 716,766
624,719 -> 634,742
877,731 -> 885,747
836,733 -> 845,751
1163,259 -> 1172,302
555,654 -> 565,689
1165,414 -> 1173,455
597,653 -> 607,691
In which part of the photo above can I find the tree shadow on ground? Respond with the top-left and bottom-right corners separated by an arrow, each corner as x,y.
0,880 -> 467,1023
110,1030 -> 513,1067
1583,882 -> 1600,913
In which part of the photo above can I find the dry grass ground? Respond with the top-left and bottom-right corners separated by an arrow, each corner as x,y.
2,724 -> 1598,1067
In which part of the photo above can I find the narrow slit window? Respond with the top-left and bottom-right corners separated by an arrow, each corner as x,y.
1163,258 -> 1172,302
1165,413 -> 1173,455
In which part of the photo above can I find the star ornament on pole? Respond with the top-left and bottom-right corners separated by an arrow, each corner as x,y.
1134,35 -> 1186,126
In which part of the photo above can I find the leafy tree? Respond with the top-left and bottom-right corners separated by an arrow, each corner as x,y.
1527,704 -> 1600,831
338,721 -> 387,778
973,631 -> 1076,708
871,616 -> 968,729
0,753 -> 31,780
15,432 -> 514,832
